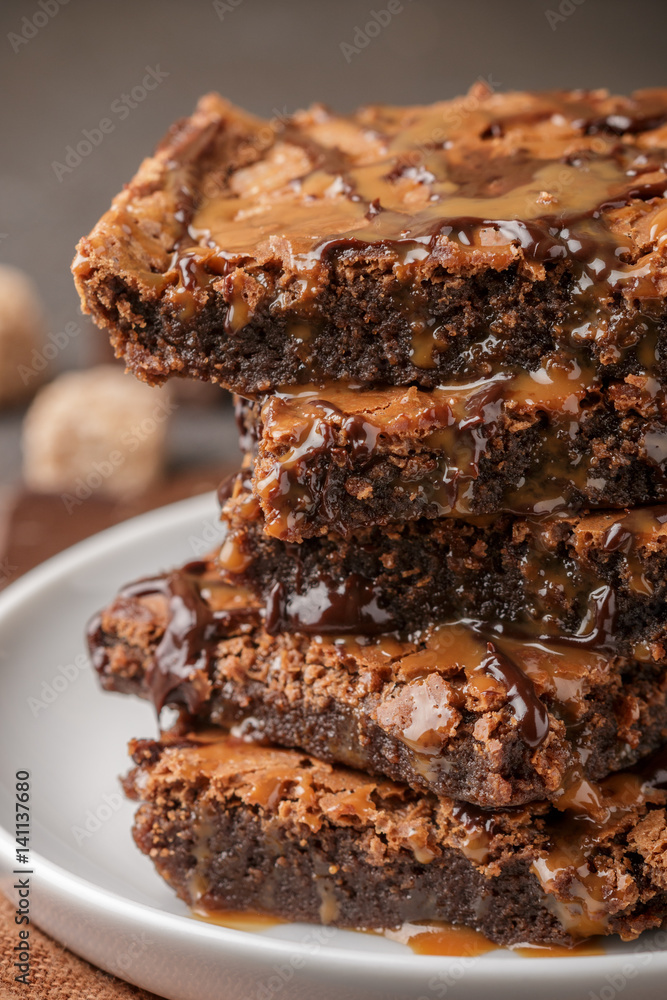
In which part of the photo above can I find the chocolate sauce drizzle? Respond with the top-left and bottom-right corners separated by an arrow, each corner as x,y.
114,563 -> 257,714
478,641 -> 549,748
91,553 -> 552,753
450,801 -> 498,834
265,573 -> 392,635
633,741 -> 667,791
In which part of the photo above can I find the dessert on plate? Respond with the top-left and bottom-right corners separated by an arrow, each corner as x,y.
76,84 -> 667,949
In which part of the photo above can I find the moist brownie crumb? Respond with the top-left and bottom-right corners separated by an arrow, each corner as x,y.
74,88 -> 667,396
239,373 -> 667,540
123,729 -> 667,946
90,558 -> 667,808
218,481 -> 667,658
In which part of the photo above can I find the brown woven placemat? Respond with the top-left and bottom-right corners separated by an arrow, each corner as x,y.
0,892 -> 165,999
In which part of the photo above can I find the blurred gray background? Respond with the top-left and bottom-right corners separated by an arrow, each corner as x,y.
1,0 -> 666,485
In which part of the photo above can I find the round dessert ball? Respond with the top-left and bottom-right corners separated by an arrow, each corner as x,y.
23,365 -> 172,503
0,265 -> 46,407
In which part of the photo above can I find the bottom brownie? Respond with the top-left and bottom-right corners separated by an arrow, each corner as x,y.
124,730 -> 667,947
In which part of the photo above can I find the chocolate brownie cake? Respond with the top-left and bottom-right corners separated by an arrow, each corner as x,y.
218,480 -> 667,656
89,558 -> 667,808
73,87 -> 667,397
123,729 -> 667,946
74,84 -> 667,952
239,375 -> 667,539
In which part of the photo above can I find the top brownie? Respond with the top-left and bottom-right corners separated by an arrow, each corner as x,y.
74,86 -> 667,397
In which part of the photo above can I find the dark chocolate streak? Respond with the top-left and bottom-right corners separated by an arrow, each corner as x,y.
113,563 -> 257,713
540,586 -> 617,652
478,642 -> 550,749
216,473 -> 237,508
244,504 -> 620,652
265,573 -> 392,636
295,399 -> 382,465
450,801 -> 499,833
601,511 -> 667,553
635,742 -> 667,790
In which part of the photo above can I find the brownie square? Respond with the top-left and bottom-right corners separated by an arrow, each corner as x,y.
74,87 -> 667,396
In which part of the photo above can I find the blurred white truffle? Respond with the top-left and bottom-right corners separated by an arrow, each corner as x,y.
23,365 -> 173,506
0,265 -> 47,407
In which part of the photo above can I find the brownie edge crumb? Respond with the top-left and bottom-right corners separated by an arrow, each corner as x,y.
123,731 -> 667,947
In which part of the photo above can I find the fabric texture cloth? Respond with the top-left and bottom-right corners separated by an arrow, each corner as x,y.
0,892 -> 164,999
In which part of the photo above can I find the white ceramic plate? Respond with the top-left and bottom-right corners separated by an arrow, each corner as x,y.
1,493 -> 666,1000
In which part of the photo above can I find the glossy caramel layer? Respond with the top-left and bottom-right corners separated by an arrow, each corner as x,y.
74,88 -> 667,395
245,359 -> 667,538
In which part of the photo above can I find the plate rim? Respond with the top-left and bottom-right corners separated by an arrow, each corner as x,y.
0,491 -> 666,984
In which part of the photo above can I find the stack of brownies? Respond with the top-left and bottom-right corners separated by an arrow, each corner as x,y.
74,86 -> 667,947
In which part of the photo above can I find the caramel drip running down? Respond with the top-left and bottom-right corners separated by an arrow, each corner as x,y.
598,506 -> 667,594
519,506 -> 667,640
252,361 -> 667,536
166,733 -> 667,947
531,753 -> 667,937
463,744 -> 667,937
149,90 -> 667,368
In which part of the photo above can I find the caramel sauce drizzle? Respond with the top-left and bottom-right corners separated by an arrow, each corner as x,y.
186,113 -> 655,281
178,728 -> 666,945
249,357 -> 667,538
115,90 -> 667,380
131,496 -> 667,786
456,744 -> 667,937
110,559 -> 584,766
115,548 -> 654,811
519,506 -> 667,638
529,744 -> 667,937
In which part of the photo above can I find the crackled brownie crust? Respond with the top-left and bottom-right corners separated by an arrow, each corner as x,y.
74,87 -> 667,396
239,374 -> 667,540
123,730 -> 667,945
219,484 -> 667,658
90,559 -> 667,808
